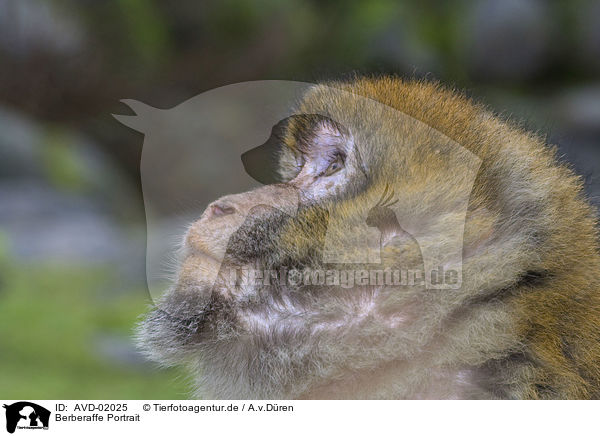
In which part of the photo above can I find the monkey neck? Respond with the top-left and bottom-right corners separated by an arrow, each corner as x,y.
297,358 -> 480,399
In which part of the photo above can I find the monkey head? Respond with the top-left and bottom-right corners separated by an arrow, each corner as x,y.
137,104 -> 389,398
135,78 -> 600,400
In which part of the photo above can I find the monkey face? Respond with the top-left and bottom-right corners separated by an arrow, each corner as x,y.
179,183 -> 299,295
178,115 -> 365,296
137,112 -> 376,385
137,100 -> 456,393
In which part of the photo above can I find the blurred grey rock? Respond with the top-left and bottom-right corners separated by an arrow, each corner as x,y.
554,85 -> 600,134
0,106 -> 145,283
576,0 -> 600,72
466,0 -> 551,81
556,136 -> 600,209
0,181 -> 143,265
368,25 -> 440,75
0,107 -> 44,180
550,85 -> 600,209
0,106 -> 140,217
0,0 -> 85,57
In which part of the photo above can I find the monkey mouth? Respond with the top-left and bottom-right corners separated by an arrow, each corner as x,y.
176,249 -> 227,289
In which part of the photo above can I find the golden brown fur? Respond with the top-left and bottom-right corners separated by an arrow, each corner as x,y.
348,78 -> 600,398
138,76 -> 600,399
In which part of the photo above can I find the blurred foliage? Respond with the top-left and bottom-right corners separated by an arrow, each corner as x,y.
116,0 -> 170,65
1,0 -> 598,176
0,261 -> 188,399
42,129 -> 88,192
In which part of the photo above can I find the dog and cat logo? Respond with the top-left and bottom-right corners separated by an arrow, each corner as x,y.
3,402 -> 50,433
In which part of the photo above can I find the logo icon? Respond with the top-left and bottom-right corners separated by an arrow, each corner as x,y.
3,402 -> 50,434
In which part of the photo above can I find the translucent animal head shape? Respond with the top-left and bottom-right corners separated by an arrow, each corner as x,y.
114,81 -> 481,302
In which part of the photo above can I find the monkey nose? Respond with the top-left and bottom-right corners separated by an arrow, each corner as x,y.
209,202 -> 236,217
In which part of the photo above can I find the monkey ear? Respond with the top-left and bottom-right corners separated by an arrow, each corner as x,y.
241,114 -> 350,184
241,116 -> 298,184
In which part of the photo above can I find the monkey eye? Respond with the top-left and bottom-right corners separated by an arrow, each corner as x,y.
323,155 -> 344,177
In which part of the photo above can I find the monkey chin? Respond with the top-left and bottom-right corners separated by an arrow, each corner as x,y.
135,284 -> 237,367
137,244 -> 242,362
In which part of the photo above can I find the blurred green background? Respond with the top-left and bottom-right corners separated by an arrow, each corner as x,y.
0,0 -> 599,398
